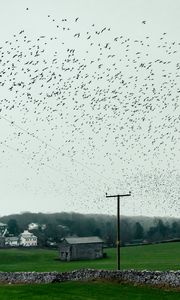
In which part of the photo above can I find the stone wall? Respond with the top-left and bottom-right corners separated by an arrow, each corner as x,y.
0,270 -> 179,287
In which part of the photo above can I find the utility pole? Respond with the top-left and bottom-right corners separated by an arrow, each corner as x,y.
106,192 -> 131,270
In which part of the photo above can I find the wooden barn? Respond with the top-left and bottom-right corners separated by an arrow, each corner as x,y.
59,236 -> 104,261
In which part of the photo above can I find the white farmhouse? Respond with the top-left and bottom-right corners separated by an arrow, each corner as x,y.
19,230 -> 37,247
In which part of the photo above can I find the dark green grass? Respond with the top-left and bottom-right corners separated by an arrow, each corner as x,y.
0,282 -> 179,300
0,242 -> 179,272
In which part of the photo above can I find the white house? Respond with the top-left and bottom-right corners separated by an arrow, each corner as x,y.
28,223 -> 46,231
5,236 -> 19,247
19,230 -> 37,247
28,223 -> 39,231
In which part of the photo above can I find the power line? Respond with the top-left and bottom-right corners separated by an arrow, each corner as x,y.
0,134 -> 109,208
0,113 -> 118,188
0,140 -> 104,198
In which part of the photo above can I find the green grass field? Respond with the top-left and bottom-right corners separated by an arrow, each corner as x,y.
0,243 -> 179,299
0,282 -> 179,300
0,242 -> 179,272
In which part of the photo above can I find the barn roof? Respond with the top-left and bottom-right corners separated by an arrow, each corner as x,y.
5,236 -> 19,241
63,236 -> 103,244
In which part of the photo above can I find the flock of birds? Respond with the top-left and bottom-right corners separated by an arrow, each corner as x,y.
0,8 -> 179,216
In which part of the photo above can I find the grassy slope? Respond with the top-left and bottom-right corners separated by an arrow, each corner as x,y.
0,242 -> 179,272
0,282 -> 179,300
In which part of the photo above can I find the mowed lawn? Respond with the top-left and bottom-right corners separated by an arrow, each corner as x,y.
0,242 -> 179,272
0,282 -> 179,300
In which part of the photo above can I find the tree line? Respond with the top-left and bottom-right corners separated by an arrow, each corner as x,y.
0,212 -> 179,247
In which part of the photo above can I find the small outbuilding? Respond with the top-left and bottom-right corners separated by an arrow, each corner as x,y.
59,236 -> 104,261
5,236 -> 19,247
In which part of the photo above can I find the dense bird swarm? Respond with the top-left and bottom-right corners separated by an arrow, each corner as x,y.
0,8 -> 179,216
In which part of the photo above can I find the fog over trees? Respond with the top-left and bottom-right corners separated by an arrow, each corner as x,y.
0,212 -> 179,247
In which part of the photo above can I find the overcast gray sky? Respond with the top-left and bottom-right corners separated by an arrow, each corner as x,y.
0,0 -> 180,217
